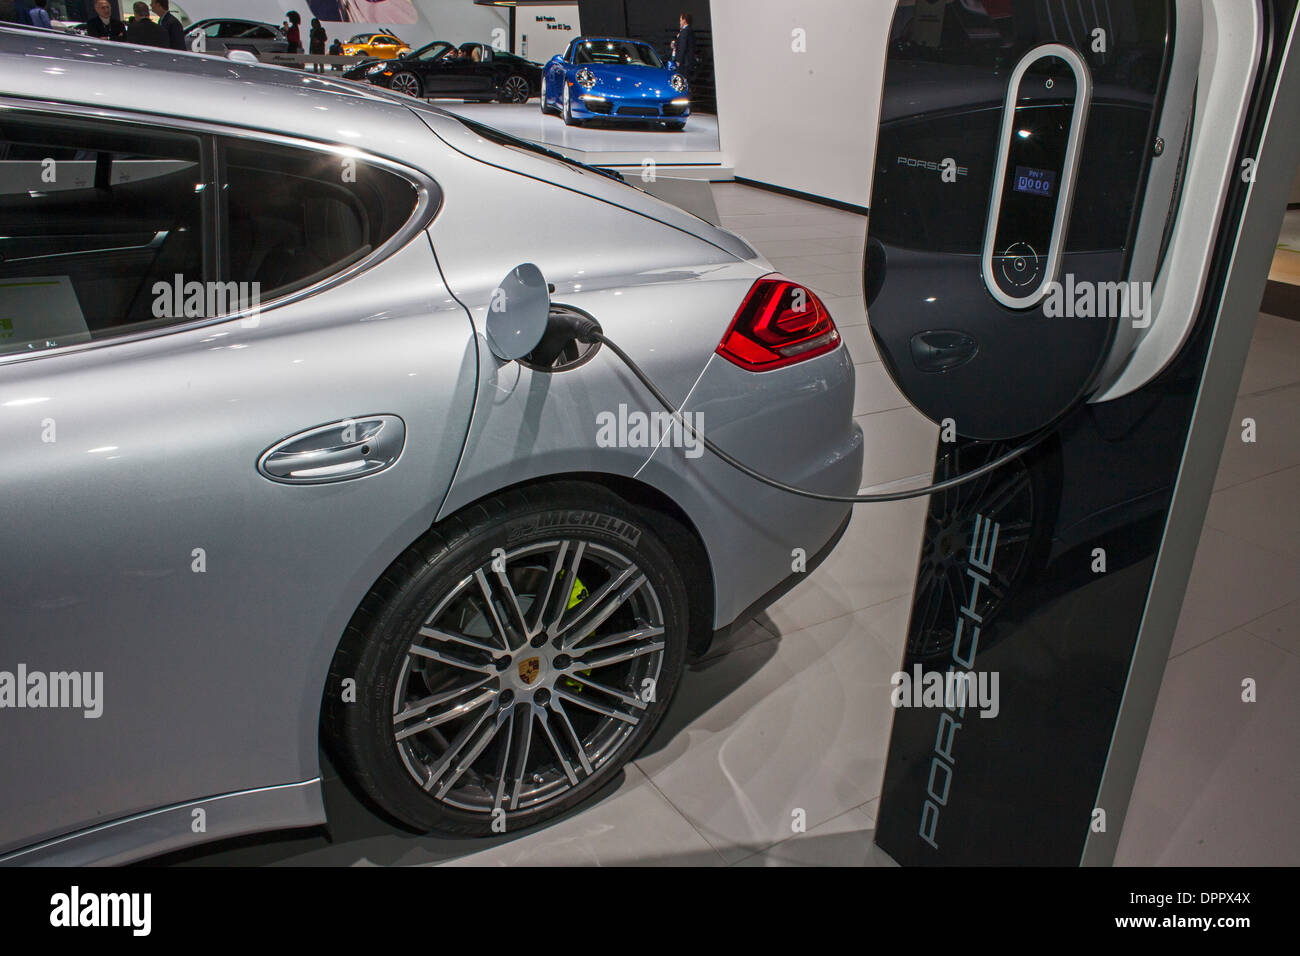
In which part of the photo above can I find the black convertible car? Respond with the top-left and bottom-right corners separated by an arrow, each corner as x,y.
345,41 -> 542,103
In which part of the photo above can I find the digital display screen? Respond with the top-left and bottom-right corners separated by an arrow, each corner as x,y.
1014,165 -> 1057,198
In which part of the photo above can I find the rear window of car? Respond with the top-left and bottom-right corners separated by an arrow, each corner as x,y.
0,111 -> 423,359
219,138 -> 421,301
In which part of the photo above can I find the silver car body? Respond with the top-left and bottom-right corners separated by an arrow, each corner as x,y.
0,31 -> 862,863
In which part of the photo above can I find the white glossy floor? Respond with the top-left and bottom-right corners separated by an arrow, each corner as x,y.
181,185 -> 1299,867
1115,315 -> 1300,866
437,100 -> 722,154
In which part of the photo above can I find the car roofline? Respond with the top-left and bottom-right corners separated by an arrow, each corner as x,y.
0,28 -> 451,158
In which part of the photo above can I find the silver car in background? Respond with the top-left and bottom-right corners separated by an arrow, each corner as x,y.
184,19 -> 290,57
0,29 -> 862,863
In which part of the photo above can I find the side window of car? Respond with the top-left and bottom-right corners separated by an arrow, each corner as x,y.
219,139 -> 420,302
247,27 -> 274,40
0,114 -> 207,358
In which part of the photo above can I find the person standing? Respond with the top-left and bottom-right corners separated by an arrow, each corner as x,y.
150,0 -> 184,50
28,0 -> 50,29
285,11 -> 303,55
85,0 -> 126,41
309,18 -> 326,71
672,11 -> 697,78
124,1 -> 167,47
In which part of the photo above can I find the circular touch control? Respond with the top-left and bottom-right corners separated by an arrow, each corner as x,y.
1000,242 -> 1041,289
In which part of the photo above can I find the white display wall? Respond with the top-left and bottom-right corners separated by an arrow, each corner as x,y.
513,3 -> 579,65
711,0 -> 896,208
167,1 -> 509,51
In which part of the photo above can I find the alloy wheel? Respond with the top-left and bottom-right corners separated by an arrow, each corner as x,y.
391,538 -> 665,814
503,74 -> 530,103
390,72 -> 421,98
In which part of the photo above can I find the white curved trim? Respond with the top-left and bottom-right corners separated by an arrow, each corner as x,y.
1091,0 -> 1205,396
1094,0 -> 1264,401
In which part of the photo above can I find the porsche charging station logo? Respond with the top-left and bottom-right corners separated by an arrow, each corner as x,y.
917,512 -> 1001,851
517,657 -> 541,686
897,155 -> 968,178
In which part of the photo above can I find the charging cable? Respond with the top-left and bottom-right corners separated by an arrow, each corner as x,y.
552,313 -> 1048,504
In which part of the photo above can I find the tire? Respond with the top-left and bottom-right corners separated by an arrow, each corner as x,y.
389,71 -> 422,99
323,481 -> 689,836
540,76 -> 551,113
562,83 -> 581,126
499,73 -> 531,104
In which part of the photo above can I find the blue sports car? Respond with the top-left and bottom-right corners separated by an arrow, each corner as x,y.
541,36 -> 691,130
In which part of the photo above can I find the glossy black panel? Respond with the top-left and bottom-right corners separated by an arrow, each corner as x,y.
866,1 -> 1171,440
875,0 -> 1297,866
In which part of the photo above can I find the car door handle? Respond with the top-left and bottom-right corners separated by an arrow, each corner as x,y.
257,415 -> 406,484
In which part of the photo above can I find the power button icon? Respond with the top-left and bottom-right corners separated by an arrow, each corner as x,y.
1000,242 -> 1041,289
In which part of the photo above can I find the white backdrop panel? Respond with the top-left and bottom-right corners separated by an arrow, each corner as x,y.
711,0 -> 896,208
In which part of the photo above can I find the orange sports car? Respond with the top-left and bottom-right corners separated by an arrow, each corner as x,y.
341,33 -> 411,59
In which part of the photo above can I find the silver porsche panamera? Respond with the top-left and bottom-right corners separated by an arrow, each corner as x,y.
0,29 -> 863,863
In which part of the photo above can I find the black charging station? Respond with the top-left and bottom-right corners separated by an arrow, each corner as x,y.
868,0 -> 1300,865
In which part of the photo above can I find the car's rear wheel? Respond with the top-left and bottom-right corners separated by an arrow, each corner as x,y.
389,71 -> 422,98
500,73 -> 531,103
324,482 -> 689,835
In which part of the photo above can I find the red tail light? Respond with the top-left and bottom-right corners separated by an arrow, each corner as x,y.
716,275 -> 841,372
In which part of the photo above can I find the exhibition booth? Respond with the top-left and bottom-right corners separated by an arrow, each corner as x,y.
0,0 -> 1297,885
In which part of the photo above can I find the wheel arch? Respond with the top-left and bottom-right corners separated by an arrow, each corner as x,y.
316,471 -> 718,745
313,471 -> 716,831
424,471 -> 717,659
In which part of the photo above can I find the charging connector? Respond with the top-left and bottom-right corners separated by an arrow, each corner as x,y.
528,310 -> 603,367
